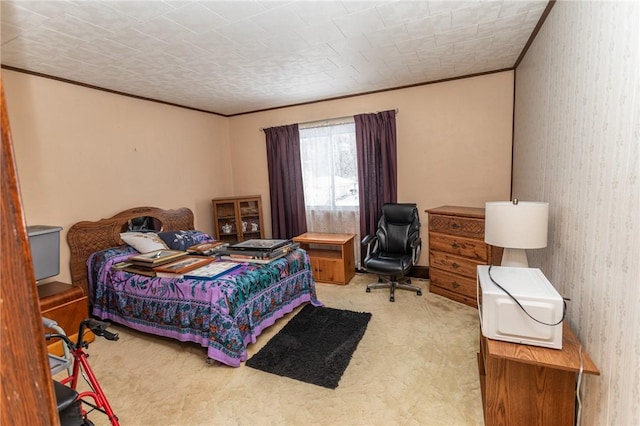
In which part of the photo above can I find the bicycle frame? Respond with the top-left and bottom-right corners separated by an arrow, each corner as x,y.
47,319 -> 120,426
58,344 -> 119,425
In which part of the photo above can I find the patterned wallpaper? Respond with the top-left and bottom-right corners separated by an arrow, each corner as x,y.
513,1 -> 639,425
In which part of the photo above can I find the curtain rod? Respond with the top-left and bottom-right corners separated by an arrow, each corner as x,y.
260,109 -> 399,132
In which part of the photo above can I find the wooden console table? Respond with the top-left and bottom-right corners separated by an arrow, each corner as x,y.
478,322 -> 599,425
293,232 -> 355,285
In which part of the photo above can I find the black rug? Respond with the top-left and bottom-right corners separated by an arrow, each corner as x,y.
246,304 -> 372,389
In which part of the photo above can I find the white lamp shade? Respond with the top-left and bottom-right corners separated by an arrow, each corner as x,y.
484,201 -> 549,249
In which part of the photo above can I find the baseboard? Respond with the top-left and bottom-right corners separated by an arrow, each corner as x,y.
410,265 -> 429,279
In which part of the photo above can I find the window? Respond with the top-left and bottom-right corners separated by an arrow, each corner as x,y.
299,121 -> 358,209
299,119 -> 361,267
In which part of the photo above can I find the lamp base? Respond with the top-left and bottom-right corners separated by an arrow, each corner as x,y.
500,248 -> 529,268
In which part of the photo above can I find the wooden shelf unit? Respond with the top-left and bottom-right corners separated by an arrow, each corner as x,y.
478,323 -> 599,425
293,232 -> 356,285
212,195 -> 264,243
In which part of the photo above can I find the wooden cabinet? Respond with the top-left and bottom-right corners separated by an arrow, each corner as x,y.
38,281 -> 93,356
293,232 -> 356,285
212,195 -> 264,243
426,206 -> 501,307
478,323 -> 599,425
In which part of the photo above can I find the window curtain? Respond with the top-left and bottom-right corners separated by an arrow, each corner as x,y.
355,110 -> 398,259
264,124 -> 307,239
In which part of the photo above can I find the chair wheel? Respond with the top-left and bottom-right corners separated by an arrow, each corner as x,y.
390,296 -> 395,302
417,290 -> 422,296
366,288 -> 371,293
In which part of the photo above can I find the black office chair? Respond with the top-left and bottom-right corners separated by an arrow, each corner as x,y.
362,203 -> 422,302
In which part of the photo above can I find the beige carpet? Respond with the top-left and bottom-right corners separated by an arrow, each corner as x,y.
67,273 -> 484,426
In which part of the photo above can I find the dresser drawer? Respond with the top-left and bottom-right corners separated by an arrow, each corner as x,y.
429,233 -> 488,261
429,251 -> 481,279
430,268 -> 478,299
429,214 -> 485,239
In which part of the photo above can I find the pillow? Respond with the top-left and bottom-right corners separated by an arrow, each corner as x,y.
120,232 -> 169,253
157,230 -> 215,251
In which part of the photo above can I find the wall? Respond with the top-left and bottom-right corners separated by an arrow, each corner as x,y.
228,71 -> 514,265
3,67 -> 513,279
2,69 -> 233,284
513,2 -> 639,425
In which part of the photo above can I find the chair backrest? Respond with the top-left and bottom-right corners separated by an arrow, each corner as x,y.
375,203 -> 420,254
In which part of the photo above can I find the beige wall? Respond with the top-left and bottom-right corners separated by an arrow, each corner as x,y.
228,71 -> 514,265
513,1 -> 639,424
3,68 -> 513,282
2,69 -> 232,284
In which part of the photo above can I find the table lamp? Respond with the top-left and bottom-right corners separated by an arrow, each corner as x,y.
484,200 -> 549,267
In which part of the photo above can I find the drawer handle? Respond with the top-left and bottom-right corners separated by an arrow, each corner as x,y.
451,262 -> 460,269
451,242 -> 460,249
452,281 -> 460,289
450,223 -> 460,229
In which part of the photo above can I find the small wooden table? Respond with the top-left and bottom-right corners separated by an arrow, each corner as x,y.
293,232 -> 356,285
478,322 -> 599,425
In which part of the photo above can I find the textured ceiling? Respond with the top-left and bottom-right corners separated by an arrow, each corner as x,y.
1,1 -> 548,116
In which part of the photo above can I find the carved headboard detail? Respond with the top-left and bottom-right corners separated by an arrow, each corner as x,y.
67,206 -> 194,297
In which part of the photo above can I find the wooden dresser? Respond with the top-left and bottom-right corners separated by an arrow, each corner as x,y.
426,206 -> 501,307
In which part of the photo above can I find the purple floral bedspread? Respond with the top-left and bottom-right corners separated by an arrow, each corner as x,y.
88,246 -> 321,367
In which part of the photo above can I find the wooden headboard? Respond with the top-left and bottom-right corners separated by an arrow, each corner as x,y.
67,206 -> 194,296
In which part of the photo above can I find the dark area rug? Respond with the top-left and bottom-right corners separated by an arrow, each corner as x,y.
246,304 -> 372,389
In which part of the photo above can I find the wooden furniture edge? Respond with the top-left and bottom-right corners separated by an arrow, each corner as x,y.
67,206 -> 194,296
293,232 -> 356,245
426,205 -> 485,218
485,322 -> 600,375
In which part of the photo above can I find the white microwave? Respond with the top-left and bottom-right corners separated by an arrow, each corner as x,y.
477,265 -> 564,349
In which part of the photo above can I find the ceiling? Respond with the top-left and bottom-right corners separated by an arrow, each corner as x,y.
1,1 -> 548,116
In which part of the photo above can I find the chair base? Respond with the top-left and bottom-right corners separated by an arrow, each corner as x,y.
366,276 -> 422,302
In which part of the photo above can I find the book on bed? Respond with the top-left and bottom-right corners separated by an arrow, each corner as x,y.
183,261 -> 242,280
220,252 -> 289,264
218,242 -> 299,259
186,241 -> 228,256
153,256 -> 213,274
217,241 -> 298,258
129,249 -> 187,267
228,239 -> 291,251
122,264 -> 157,277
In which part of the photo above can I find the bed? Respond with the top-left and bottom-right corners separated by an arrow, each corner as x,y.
67,206 -> 321,367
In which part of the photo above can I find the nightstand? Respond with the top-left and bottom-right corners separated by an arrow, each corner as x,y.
293,232 -> 356,285
478,323 -> 599,425
38,281 -> 93,356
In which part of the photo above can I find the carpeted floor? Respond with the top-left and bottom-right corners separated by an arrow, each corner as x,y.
66,273 -> 484,426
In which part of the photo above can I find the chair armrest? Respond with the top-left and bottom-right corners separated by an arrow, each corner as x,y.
410,237 -> 422,263
361,234 -> 375,246
361,234 -> 378,259
410,237 -> 422,249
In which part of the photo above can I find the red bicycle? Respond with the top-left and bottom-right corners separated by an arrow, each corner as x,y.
45,317 -> 120,426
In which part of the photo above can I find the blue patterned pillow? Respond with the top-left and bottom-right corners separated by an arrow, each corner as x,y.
157,230 -> 214,251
